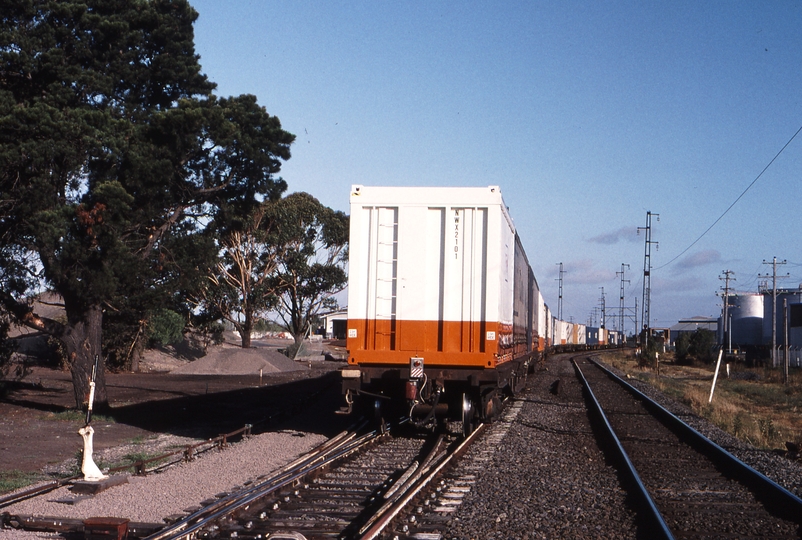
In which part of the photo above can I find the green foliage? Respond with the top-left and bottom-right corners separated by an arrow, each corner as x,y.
46,336 -> 69,369
0,0 -> 294,405
674,329 -> 717,365
267,193 -> 349,343
102,312 -> 144,371
201,321 -> 225,345
195,191 -> 346,348
0,312 -> 18,377
638,337 -> 661,368
689,329 -> 717,363
675,332 -> 691,364
47,410 -> 113,423
146,309 -> 185,346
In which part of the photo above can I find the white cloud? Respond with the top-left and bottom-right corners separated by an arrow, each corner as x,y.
587,226 -> 640,245
674,249 -> 722,272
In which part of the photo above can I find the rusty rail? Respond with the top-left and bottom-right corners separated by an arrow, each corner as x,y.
0,476 -> 79,509
357,424 -> 486,539
144,421 -> 374,540
106,424 -> 253,476
1,424 -> 253,510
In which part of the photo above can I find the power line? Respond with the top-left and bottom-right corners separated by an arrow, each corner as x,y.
656,123 -> 802,270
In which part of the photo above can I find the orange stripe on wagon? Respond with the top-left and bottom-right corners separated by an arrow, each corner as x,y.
346,319 -> 517,369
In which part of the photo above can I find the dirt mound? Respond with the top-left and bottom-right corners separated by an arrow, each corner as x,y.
170,346 -> 306,375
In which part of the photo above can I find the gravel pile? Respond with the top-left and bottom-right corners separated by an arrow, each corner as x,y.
169,346 -> 305,375
1,430 -> 326,538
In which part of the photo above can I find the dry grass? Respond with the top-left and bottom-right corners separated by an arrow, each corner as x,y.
601,350 -> 802,451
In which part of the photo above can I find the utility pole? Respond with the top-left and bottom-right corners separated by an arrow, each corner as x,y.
718,270 -> 735,353
599,287 -> 606,329
588,308 -> 599,327
784,298 -> 789,384
638,211 -> 659,348
617,263 -> 630,338
556,262 -> 565,321
760,257 -> 788,367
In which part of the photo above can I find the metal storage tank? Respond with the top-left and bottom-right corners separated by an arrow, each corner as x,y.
726,293 -> 763,347
762,288 -> 802,344
762,287 -> 802,367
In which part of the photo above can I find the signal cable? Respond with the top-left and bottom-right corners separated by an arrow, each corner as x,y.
656,123 -> 802,270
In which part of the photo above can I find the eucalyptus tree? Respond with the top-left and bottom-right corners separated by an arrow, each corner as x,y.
196,192 -> 347,350
198,203 -> 284,349
269,192 -> 348,348
0,0 -> 293,409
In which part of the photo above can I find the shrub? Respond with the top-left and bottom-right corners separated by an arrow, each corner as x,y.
146,309 -> 185,346
675,332 -> 692,364
638,337 -> 661,368
688,329 -> 717,363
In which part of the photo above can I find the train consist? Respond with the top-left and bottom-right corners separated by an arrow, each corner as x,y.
340,185 -> 620,430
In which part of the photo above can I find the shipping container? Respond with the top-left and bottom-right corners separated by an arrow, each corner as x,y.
346,185 -> 521,369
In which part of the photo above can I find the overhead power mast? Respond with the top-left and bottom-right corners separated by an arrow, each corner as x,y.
599,287 -> 606,329
556,262 -> 566,321
617,263 -> 630,339
638,212 -> 659,348
718,270 -> 735,353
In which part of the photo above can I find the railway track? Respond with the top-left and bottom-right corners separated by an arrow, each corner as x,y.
574,355 -> 802,539
135,417 -> 488,540
386,396 -> 526,539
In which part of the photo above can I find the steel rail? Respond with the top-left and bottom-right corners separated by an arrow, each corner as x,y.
357,424 -> 487,540
572,359 -> 674,540
145,421 -> 378,540
0,476 -> 79,509
588,356 -> 802,524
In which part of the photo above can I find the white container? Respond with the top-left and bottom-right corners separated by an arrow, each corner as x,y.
346,185 -> 519,369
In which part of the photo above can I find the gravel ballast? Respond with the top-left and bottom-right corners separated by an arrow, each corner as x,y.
610,360 -> 802,500
2,430 -> 326,536
419,353 -> 801,538
444,355 -> 639,539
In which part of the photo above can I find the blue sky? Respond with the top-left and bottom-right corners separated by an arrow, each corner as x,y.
189,1 -> 802,332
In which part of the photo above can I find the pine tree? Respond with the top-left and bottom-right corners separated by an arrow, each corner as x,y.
0,0 -> 294,409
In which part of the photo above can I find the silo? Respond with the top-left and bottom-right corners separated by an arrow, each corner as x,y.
728,293 -> 763,347
763,286 -> 802,346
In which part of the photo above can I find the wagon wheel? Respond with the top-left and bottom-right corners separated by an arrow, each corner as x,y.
461,393 -> 476,437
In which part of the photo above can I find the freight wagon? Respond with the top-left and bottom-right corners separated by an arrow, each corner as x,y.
341,186 -> 540,431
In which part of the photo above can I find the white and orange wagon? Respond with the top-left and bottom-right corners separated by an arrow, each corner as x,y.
340,185 -> 541,429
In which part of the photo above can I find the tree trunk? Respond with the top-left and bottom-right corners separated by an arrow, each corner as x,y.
240,309 -> 253,348
62,304 -> 108,412
129,334 -> 145,373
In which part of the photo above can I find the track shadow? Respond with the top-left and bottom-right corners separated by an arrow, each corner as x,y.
108,370 -> 353,439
